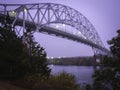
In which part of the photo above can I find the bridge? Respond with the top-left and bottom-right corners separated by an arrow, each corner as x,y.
0,3 -> 111,56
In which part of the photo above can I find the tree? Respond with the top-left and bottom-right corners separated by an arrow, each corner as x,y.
93,30 -> 120,90
107,30 -> 120,71
108,30 -> 120,58
0,13 -> 28,79
23,27 -> 51,77
0,13 -> 51,80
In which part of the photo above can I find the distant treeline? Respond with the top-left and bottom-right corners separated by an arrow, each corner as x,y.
47,56 -> 100,66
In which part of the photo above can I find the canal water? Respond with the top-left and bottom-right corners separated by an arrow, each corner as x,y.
49,65 -> 94,85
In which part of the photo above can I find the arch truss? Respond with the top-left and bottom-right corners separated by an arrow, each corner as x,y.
0,3 -> 111,56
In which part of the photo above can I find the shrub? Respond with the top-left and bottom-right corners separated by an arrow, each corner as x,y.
22,72 -> 79,90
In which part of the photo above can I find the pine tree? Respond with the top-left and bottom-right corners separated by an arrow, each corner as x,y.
0,13 -> 51,80
0,13 -> 28,79
24,28 -> 51,77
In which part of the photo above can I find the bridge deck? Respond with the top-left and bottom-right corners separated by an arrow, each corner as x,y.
0,13 -> 110,54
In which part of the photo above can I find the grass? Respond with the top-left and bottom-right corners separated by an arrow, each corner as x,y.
0,72 -> 94,90
22,71 -> 79,90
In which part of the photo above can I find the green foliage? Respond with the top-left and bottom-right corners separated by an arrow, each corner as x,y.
21,72 -> 79,90
93,68 -> 120,90
93,30 -> 120,90
93,68 -> 115,81
101,55 -> 114,67
106,30 -> 120,70
48,56 -> 95,66
0,14 -> 28,79
85,84 -> 92,90
0,14 -> 50,80
23,28 -> 51,77
108,30 -> 120,58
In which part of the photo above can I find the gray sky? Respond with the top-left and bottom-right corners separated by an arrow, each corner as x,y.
1,0 -> 120,57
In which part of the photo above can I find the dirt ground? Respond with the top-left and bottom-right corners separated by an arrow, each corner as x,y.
0,81 -> 27,90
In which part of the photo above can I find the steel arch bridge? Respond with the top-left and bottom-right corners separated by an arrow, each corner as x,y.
0,3 -> 111,56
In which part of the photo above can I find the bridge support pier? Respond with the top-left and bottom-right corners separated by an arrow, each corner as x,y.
92,47 -> 103,71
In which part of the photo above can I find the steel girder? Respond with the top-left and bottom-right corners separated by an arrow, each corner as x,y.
0,3 -> 111,56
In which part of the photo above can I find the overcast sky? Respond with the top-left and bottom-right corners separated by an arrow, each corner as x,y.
1,0 -> 120,57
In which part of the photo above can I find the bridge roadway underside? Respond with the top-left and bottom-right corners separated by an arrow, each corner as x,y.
0,14 -> 108,52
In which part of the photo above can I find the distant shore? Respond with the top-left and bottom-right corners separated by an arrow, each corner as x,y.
47,56 -> 101,66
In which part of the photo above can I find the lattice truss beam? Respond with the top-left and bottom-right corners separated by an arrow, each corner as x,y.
0,3 -> 111,55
